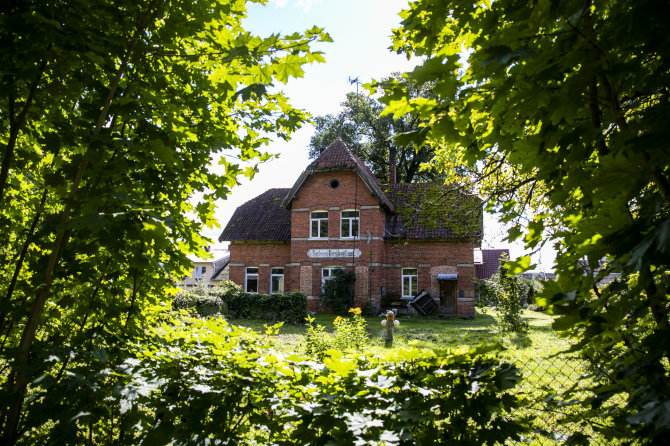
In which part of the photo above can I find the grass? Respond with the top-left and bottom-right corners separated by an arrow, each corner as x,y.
232,308 -> 572,362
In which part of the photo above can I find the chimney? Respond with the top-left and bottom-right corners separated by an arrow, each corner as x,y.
389,145 -> 397,185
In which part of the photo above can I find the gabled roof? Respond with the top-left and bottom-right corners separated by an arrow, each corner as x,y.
384,183 -> 483,241
219,188 -> 291,242
281,139 -> 394,212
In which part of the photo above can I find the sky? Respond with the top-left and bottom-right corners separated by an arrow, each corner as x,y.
204,0 -> 557,272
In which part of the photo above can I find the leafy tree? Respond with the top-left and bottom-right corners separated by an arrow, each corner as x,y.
309,75 -> 444,183
0,0 -> 329,441
375,0 -> 670,441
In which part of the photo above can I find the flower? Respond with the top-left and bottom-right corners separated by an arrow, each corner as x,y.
333,316 -> 343,325
348,307 -> 362,315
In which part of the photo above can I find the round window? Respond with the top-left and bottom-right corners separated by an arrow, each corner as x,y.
329,178 -> 340,189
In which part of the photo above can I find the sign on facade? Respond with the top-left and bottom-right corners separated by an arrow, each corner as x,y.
307,248 -> 362,258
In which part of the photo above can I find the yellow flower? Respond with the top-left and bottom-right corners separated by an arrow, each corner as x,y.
333,316 -> 343,325
348,307 -> 362,315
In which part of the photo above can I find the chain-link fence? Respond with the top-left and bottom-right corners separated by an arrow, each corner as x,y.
512,352 -> 627,445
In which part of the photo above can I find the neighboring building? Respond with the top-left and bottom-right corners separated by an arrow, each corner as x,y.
475,249 -> 510,280
219,140 -> 482,317
181,251 -> 230,287
577,257 -> 621,287
518,271 -> 556,281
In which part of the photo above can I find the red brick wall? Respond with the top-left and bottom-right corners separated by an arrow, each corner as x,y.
382,240 -> 476,317
291,171 -> 380,211
289,170 -> 389,300
228,242 -> 291,294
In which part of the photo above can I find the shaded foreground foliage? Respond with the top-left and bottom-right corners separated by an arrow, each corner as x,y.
13,312 -> 526,444
374,0 -> 670,441
0,0 -> 330,442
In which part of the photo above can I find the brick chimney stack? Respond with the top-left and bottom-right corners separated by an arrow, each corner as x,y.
389,146 -> 397,185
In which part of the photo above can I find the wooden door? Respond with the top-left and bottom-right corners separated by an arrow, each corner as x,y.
440,280 -> 456,314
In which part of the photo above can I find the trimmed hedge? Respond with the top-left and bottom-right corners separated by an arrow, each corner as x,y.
224,291 -> 307,325
173,282 -> 307,325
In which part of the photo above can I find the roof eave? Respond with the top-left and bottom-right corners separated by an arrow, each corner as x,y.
353,165 -> 394,213
281,168 -> 312,209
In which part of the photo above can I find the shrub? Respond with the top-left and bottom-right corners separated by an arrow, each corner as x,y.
303,316 -> 332,360
222,291 -> 308,325
479,260 -> 529,332
173,282 -> 307,325
333,307 -> 368,351
321,269 -> 355,315
172,281 -> 239,317
282,344 -> 527,445
493,274 -> 529,332
477,275 -> 543,309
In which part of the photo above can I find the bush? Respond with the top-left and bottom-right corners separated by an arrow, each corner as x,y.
172,281 -> 239,317
493,274 -> 529,332
321,269 -> 355,315
303,316 -> 332,360
282,346 -> 527,445
223,291 -> 307,325
173,281 -> 307,325
477,260 -> 529,332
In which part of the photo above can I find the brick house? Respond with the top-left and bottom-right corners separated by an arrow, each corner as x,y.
219,140 -> 482,317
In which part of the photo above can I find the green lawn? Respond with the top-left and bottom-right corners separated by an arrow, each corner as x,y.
232,308 -> 572,362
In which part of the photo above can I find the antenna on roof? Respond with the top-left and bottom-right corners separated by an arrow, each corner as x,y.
348,76 -> 361,95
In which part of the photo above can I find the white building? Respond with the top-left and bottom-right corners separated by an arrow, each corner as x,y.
181,250 -> 230,288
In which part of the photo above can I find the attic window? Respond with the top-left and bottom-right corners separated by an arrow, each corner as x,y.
329,179 -> 340,189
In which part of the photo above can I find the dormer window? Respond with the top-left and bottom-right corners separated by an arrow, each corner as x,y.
340,210 -> 359,238
310,211 -> 328,239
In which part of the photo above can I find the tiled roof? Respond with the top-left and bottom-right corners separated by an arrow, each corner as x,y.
218,188 -> 291,242
384,183 -> 483,240
219,141 -> 482,243
282,139 -> 394,211
475,249 -> 510,280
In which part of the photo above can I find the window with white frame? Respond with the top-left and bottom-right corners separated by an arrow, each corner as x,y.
310,211 -> 328,238
194,266 -> 207,279
340,210 -> 359,238
245,267 -> 258,293
401,268 -> 418,298
270,267 -> 284,294
321,266 -> 344,291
